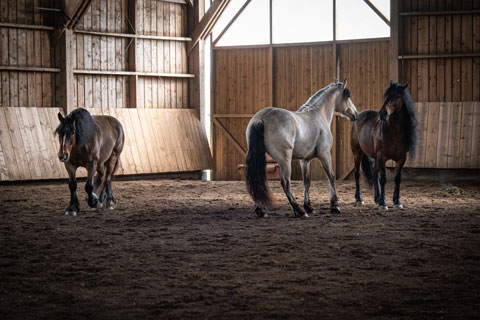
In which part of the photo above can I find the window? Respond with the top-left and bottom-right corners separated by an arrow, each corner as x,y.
212,0 -> 390,46
215,0 -> 270,46
337,0 -> 390,40
273,0 -> 333,44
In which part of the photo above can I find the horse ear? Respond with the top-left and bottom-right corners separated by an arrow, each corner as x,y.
58,112 -> 64,122
342,79 -> 347,88
402,82 -> 409,90
389,80 -> 394,85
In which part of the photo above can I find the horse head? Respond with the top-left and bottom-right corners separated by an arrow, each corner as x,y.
334,79 -> 358,121
55,112 -> 76,162
380,81 -> 409,121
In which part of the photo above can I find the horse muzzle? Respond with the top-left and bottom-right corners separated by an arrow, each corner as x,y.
58,153 -> 69,162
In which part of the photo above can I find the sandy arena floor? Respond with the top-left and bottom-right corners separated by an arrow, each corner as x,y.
1,178 -> 479,319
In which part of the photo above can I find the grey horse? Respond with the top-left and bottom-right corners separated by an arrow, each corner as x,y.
245,81 -> 358,217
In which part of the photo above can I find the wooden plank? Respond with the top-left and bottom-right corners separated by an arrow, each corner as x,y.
414,102 -> 427,167
112,108 -> 137,174
37,107 -> 64,179
435,102 -> 450,168
26,107 -> 55,178
4,107 -> 31,179
0,22 -> 55,31
129,107 -> 152,172
424,102 -> 440,168
459,102 -> 474,168
137,108 -> 158,171
0,108 -> 20,180
471,102 -> 480,168
447,102 -> 462,168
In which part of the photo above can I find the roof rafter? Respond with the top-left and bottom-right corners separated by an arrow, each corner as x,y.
187,0 -> 231,54
363,0 -> 390,27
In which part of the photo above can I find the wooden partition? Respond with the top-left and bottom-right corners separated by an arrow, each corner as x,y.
0,0 -> 212,181
212,40 -> 390,181
0,107 -> 211,181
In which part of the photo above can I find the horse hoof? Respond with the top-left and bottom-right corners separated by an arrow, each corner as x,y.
354,200 -> 364,207
331,207 -> 341,214
394,204 -> 404,209
378,205 -> 388,211
65,210 -> 77,217
255,207 -> 266,218
294,210 -> 307,218
88,193 -> 99,208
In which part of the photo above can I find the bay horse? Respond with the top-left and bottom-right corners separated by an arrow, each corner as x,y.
245,81 -> 358,218
350,81 -> 417,210
55,108 -> 125,216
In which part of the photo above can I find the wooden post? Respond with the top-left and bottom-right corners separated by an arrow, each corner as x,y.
389,0 -> 400,82
127,0 -> 137,108
55,29 -> 74,114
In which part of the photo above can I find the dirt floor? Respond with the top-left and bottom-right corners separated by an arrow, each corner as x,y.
1,178 -> 479,319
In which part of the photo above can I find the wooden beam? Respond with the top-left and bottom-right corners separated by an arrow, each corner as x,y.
339,166 -> 354,181
73,70 -> 195,78
0,22 -> 55,31
399,53 -> 480,59
389,0 -> 400,82
212,0 -> 251,46
363,0 -> 390,26
212,117 -> 247,157
55,29 -> 75,114
65,0 -> 92,29
127,0 -> 137,108
399,10 -> 480,16
0,66 -> 61,72
213,113 -> 254,118
74,30 -> 192,42
188,0 -> 231,54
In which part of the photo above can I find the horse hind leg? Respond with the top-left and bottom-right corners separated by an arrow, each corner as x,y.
318,151 -> 341,214
300,160 -> 313,214
277,154 -> 307,218
104,155 -> 120,209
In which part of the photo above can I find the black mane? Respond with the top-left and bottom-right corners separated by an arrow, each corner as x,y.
55,108 -> 98,147
383,82 -> 418,158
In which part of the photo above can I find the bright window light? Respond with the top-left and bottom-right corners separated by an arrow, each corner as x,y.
215,0 -> 269,47
337,0 -> 390,40
273,0 -> 333,44
212,0 -> 249,41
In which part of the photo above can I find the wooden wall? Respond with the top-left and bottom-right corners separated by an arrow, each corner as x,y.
0,107 -> 210,181
0,0 -> 56,109
212,40 -> 390,181
400,0 -> 480,102
73,0 -> 189,109
0,0 -> 213,181
393,0 -> 480,171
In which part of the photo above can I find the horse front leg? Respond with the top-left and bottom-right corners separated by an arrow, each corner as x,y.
318,152 -> 340,214
300,160 -> 313,214
393,156 -> 406,209
376,157 -> 388,210
85,160 -> 99,208
353,152 -> 364,206
278,155 -> 306,218
65,163 -> 79,216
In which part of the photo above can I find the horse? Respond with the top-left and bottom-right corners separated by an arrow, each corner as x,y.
350,81 -> 417,210
245,80 -> 359,218
55,108 -> 125,216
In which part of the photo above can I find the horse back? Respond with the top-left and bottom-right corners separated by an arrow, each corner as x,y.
92,115 -> 125,154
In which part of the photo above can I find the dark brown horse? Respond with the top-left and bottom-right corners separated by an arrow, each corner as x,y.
350,81 -> 417,210
55,108 -> 124,216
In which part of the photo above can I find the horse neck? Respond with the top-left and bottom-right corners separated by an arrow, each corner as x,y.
307,89 -> 337,124
75,117 -> 98,147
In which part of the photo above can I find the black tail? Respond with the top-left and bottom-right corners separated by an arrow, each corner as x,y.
361,154 -> 375,185
245,121 -> 273,208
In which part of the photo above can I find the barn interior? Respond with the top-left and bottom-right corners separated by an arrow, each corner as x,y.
0,0 -> 479,319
